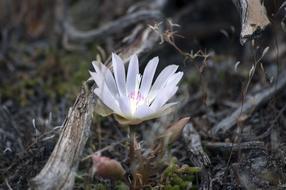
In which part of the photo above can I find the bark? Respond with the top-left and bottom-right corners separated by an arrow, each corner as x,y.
232,0 -> 270,44
30,84 -> 95,190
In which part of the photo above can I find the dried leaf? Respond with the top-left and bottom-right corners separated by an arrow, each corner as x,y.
249,65 -> 255,78
128,134 -> 142,165
261,46 -> 269,58
234,61 -> 240,72
160,117 -> 190,144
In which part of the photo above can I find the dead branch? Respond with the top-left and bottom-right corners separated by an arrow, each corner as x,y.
182,123 -> 211,190
30,84 -> 95,190
211,70 -> 286,137
232,0 -> 270,44
183,123 -> 210,167
203,141 -> 264,151
64,10 -> 162,43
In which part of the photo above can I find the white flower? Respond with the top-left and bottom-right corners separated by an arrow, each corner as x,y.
89,53 -> 183,125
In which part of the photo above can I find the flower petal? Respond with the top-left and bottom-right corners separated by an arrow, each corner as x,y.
135,104 -> 153,118
126,54 -> 139,95
92,61 -> 101,73
166,72 -> 184,86
94,99 -> 113,116
139,57 -> 159,97
118,96 -> 132,117
150,86 -> 178,110
91,61 -> 117,95
94,86 -> 121,114
99,63 -> 118,96
139,102 -> 177,121
112,53 -> 126,97
148,65 -> 178,100
89,71 -> 104,88
148,71 -> 183,104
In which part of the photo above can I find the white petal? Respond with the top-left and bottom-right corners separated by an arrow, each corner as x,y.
139,57 -> 159,97
112,53 -> 126,97
89,71 -> 104,88
94,86 -> 121,114
148,65 -> 178,100
118,96 -> 132,117
140,102 -> 177,120
99,64 -> 118,95
134,105 -> 153,118
148,71 -> 183,103
150,86 -> 178,110
166,72 -> 184,87
126,54 -> 139,95
91,61 -> 118,95
94,99 -> 113,116
92,61 -> 101,73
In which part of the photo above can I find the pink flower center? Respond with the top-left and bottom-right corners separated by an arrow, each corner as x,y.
128,91 -> 144,102
128,91 -> 145,114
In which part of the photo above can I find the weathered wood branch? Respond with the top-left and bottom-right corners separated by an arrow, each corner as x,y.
203,141 -> 265,151
182,123 -> 211,190
232,0 -> 270,44
30,84 -> 95,190
64,10 -> 162,43
211,70 -> 286,137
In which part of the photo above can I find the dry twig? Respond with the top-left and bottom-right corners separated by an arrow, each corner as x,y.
211,70 -> 286,137
182,123 -> 211,190
203,141 -> 265,151
64,10 -> 162,43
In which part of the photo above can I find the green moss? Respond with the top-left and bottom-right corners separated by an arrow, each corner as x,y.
161,158 -> 200,190
115,181 -> 129,190
165,185 -> 181,190
42,52 -> 90,99
1,50 -> 93,104
94,183 -> 108,190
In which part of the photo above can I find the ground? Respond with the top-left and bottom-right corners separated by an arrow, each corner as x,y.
0,0 -> 286,189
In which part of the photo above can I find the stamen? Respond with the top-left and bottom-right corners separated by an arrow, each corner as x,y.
128,74 -> 145,114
